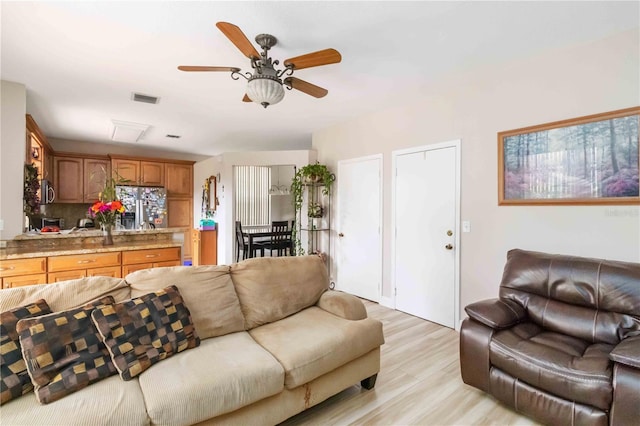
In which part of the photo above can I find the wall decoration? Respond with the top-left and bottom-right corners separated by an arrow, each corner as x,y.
498,107 -> 640,205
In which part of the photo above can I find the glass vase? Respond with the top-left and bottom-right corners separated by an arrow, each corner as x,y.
102,223 -> 114,246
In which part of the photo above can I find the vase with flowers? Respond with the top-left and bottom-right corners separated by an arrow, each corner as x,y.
88,171 -> 125,245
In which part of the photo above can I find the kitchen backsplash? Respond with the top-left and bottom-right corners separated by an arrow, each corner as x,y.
38,203 -> 93,229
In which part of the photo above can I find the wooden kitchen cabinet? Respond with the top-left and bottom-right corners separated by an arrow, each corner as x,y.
26,115 -> 53,183
167,198 -> 193,259
47,252 -> 121,282
192,229 -> 217,266
165,163 -> 193,197
54,154 -> 110,203
83,158 -> 110,201
54,156 -> 84,203
111,157 -> 164,186
0,257 -> 48,289
121,247 -> 181,275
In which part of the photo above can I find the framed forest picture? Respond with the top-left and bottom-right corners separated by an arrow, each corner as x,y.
498,107 -> 640,205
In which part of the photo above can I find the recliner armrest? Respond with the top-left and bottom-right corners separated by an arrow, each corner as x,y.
610,335 -> 640,369
316,291 -> 367,320
464,298 -> 526,330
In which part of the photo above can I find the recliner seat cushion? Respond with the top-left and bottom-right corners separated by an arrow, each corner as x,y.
490,322 -> 613,410
249,306 -> 384,389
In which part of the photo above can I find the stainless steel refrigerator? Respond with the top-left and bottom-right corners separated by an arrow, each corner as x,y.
116,186 -> 168,229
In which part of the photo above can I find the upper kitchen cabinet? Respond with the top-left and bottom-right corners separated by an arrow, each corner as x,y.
111,156 -> 164,186
26,115 -> 53,182
165,162 -> 193,197
53,156 -> 84,203
83,158 -> 110,201
54,154 -> 110,203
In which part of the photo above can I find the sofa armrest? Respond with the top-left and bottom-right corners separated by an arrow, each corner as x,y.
317,291 -> 367,320
464,298 -> 526,330
610,335 -> 640,369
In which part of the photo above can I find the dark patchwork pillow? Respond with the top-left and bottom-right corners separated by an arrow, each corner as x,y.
16,296 -> 116,404
0,299 -> 52,404
91,285 -> 199,381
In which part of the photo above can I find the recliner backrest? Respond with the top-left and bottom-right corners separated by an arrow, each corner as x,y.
499,249 -> 640,345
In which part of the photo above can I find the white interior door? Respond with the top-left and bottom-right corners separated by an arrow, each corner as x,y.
394,143 -> 458,328
336,155 -> 382,301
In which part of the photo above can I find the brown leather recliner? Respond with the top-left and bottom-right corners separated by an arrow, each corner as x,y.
460,249 -> 640,426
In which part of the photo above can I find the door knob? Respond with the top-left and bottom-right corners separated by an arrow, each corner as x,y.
338,232 -> 344,237
445,244 -> 453,250
446,230 -> 453,236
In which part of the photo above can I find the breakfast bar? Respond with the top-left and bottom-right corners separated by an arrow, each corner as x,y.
0,228 -> 187,288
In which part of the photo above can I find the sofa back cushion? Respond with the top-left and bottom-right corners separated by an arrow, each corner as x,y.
126,265 -> 245,339
499,249 -> 640,345
230,256 -> 328,330
0,276 -> 130,313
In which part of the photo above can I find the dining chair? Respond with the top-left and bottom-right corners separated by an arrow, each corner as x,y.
270,221 -> 291,257
235,221 -> 266,261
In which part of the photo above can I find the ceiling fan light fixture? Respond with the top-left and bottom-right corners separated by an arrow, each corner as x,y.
246,74 -> 284,108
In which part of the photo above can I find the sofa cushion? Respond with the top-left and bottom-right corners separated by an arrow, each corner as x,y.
126,265 -> 245,339
16,297 -> 116,404
0,374 -> 148,426
249,306 -> 385,389
92,286 -> 199,381
1,299 -> 52,404
490,322 -> 614,410
138,332 -> 284,426
231,256 -> 329,329
0,276 -> 130,313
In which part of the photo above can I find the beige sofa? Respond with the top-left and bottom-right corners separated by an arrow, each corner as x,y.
0,255 -> 384,425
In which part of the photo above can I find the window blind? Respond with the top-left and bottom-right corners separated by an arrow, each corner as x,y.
234,165 -> 271,227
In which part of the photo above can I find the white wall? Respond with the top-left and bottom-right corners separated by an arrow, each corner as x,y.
219,150 -> 316,264
312,29 -> 640,316
0,81 -> 27,240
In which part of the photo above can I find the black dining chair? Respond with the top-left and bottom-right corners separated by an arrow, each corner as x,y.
235,221 -> 265,261
270,221 -> 291,257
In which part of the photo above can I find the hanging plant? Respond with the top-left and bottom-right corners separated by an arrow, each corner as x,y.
24,163 -> 40,216
290,163 -> 335,255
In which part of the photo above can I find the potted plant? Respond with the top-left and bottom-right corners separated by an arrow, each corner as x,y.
290,163 -> 335,255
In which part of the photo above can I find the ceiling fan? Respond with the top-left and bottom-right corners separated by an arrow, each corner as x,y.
178,22 -> 342,108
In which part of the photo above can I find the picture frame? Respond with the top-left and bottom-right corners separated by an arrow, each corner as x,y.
498,107 -> 640,205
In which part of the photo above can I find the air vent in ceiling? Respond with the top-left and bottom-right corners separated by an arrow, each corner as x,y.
166,134 -> 181,139
131,92 -> 160,104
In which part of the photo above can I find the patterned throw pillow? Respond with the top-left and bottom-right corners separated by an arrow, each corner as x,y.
91,285 -> 199,381
0,299 -> 52,404
16,296 -> 116,404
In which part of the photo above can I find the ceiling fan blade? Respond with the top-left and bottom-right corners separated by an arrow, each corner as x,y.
216,22 -> 260,60
242,94 -> 252,102
178,66 -> 240,72
284,77 -> 328,98
283,48 -> 341,70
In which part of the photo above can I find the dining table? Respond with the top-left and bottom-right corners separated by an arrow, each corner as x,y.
243,227 -> 293,258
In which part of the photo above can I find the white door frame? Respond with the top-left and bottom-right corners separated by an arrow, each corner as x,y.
336,154 -> 383,301
391,140 -> 461,330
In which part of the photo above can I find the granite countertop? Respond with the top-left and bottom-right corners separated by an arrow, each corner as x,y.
2,227 -> 189,260
1,241 -> 183,260
13,227 -> 189,241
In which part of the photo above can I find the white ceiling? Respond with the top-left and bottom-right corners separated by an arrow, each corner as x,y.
2,1 -> 638,157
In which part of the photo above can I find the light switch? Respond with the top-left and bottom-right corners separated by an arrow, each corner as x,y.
462,221 -> 471,233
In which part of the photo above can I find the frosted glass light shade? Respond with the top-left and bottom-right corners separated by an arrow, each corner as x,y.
246,77 -> 284,108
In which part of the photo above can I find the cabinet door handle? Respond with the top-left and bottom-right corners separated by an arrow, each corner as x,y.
145,254 -> 159,258
77,259 -> 96,264
0,266 -> 16,272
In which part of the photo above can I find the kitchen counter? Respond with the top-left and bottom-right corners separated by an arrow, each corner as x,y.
1,227 -> 189,260
1,241 -> 182,260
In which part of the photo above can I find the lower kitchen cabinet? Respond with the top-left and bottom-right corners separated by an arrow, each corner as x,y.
0,257 -> 48,289
192,229 -> 217,266
121,247 -> 181,276
47,252 -> 122,282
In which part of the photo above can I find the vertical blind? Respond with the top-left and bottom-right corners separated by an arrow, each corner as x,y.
234,165 -> 271,227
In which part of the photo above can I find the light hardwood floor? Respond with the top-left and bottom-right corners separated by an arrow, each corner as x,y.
281,300 -> 540,426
